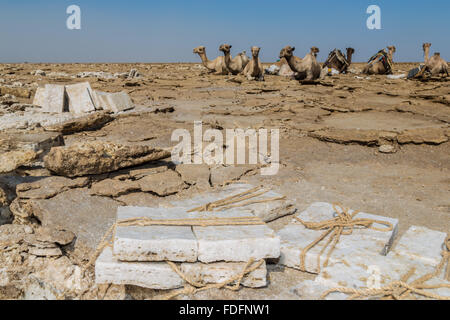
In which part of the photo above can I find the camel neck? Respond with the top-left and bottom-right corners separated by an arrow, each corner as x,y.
224,51 -> 232,65
347,51 -> 353,64
424,48 -> 430,63
198,52 -> 209,65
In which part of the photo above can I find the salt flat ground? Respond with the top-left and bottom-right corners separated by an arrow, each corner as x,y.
0,62 -> 448,299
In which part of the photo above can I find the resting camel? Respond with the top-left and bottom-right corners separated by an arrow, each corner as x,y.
422,43 -> 448,76
279,46 -> 321,81
242,46 -> 264,81
193,46 -> 228,75
323,48 -> 355,73
219,44 -> 250,75
362,46 -> 396,75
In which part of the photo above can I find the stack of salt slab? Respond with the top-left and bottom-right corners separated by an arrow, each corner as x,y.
95,184 -> 291,291
33,82 -> 134,115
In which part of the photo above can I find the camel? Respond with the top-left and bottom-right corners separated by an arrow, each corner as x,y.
239,51 -> 250,68
422,43 -> 448,76
279,46 -> 321,81
242,46 -> 264,81
362,46 -> 396,75
323,48 -> 355,74
193,46 -> 228,75
219,44 -> 249,75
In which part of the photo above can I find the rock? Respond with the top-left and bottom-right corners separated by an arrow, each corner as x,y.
138,170 -> 186,196
0,131 -> 64,159
278,203 -> 399,274
379,145 -> 396,154
32,70 -> 46,76
397,128 -> 449,145
43,112 -> 114,134
43,142 -> 171,177
90,179 -> 140,197
92,91 -> 134,113
167,183 -> 296,223
210,165 -> 254,187
42,84 -> 66,113
29,189 -> 120,255
16,176 -> 90,199
28,246 -> 63,257
65,82 -> 96,114
0,150 -> 38,174
175,164 -> 211,190
96,247 -> 267,290
0,224 -> 28,249
35,227 -> 76,246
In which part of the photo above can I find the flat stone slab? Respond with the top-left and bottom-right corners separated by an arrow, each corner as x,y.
167,183 -> 296,222
278,203 -> 399,274
290,226 -> 450,300
92,91 -> 134,113
96,247 -> 267,290
42,84 -> 66,113
114,205 -> 280,263
33,87 -> 47,107
391,226 -> 448,267
114,207 -> 198,263
65,82 -> 96,114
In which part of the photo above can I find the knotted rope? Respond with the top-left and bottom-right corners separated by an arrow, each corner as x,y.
162,258 -> 265,300
435,235 -> 449,281
295,204 -> 393,274
320,267 -> 450,300
188,186 -> 286,213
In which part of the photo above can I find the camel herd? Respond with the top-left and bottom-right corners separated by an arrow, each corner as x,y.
194,43 -> 449,81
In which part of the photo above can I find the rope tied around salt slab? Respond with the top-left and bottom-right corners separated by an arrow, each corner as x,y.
188,186 -> 286,213
162,258 -> 265,300
82,215 -> 265,274
295,203 -> 394,274
436,235 -> 449,281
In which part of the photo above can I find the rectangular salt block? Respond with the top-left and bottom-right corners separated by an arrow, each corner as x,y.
278,202 -> 399,274
193,219 -> 280,263
390,226 -> 448,267
114,206 -> 198,262
33,87 -> 47,107
65,82 -> 96,114
167,183 -> 296,222
95,247 -> 184,290
92,91 -> 134,113
43,84 -> 66,113
96,248 -> 267,290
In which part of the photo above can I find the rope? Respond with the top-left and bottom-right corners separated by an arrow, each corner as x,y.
295,204 -> 393,274
162,259 -> 265,300
435,235 -> 449,281
320,268 -> 450,300
187,186 -> 286,213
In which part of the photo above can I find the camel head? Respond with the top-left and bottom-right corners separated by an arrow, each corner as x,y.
310,47 -> 320,57
387,46 -> 396,54
434,53 -> 441,57
250,46 -> 261,58
423,43 -> 432,51
279,46 -> 295,59
219,44 -> 232,55
193,46 -> 206,55
346,48 -> 355,55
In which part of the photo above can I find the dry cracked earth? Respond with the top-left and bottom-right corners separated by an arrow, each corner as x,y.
0,62 -> 449,300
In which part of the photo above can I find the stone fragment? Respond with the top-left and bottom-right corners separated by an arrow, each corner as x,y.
175,164 -> 211,190
278,203 -> 399,274
0,150 -> 38,174
114,206 -> 198,262
397,128 -> 448,145
92,91 -> 134,113
0,131 -> 64,157
391,226 -> 448,267
96,248 -> 184,290
210,165 -> 254,187
90,179 -> 140,197
167,183 -> 296,222
379,145 -> 396,154
65,82 -> 96,114
43,111 -> 113,134
43,142 -> 171,177
29,246 -> 63,257
42,84 -> 66,113
138,170 -> 186,196
16,176 -> 89,199
35,227 -> 76,246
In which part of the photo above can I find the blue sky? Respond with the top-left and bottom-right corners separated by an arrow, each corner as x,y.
0,0 -> 448,63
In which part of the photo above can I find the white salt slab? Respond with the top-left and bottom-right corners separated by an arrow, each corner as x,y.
167,183 -> 296,222
92,91 -> 134,113
96,248 -> 267,290
278,203 -> 399,274
43,84 -> 65,113
391,226 -> 448,267
114,206 -> 198,262
96,247 -> 184,290
193,223 -> 280,263
65,82 -> 96,114
33,87 -> 47,107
